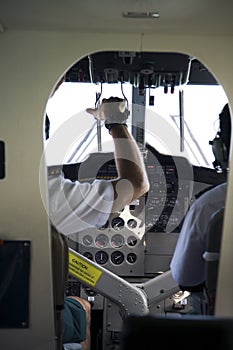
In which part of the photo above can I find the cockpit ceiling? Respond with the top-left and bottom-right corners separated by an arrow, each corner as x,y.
66,52 -> 218,88
0,0 -> 233,35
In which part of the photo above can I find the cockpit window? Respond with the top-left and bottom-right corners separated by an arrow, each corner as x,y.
45,81 -> 227,168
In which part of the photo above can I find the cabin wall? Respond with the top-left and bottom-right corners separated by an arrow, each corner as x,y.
0,29 -> 233,348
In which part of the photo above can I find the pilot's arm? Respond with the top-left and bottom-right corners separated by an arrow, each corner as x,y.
86,96 -> 149,212
48,97 -> 149,236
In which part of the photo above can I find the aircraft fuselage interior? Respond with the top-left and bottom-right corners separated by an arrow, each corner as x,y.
2,2 -> 233,349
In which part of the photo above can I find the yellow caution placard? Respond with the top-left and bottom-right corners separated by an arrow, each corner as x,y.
69,251 -> 103,287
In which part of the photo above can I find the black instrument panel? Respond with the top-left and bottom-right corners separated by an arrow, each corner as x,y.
64,146 -> 192,276
65,51 -> 218,88
64,145 -> 226,276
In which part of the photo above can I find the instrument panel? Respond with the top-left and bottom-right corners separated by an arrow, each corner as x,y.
64,145 -> 194,277
65,145 -> 227,281
145,144 -> 193,234
68,200 -> 146,276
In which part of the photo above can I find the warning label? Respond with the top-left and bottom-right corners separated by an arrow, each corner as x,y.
69,251 -> 103,287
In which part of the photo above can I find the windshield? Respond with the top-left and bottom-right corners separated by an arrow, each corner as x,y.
45,81 -> 228,168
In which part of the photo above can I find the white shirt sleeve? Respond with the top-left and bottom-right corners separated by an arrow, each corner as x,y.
48,173 -> 114,236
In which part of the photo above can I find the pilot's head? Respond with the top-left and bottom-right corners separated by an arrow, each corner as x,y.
210,103 -> 231,172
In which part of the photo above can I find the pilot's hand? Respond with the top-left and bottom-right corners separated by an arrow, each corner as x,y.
86,96 -> 129,124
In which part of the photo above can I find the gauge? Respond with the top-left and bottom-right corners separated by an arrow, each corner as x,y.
111,217 -> 125,230
95,234 -> 109,248
82,235 -> 93,246
98,220 -> 109,230
127,252 -> 137,264
127,235 -> 138,247
95,251 -> 109,265
83,252 -> 93,260
127,218 -> 137,229
111,234 -> 125,248
111,251 -> 124,265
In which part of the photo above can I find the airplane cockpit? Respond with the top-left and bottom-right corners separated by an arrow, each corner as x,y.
44,51 -> 229,350
2,0 -> 233,349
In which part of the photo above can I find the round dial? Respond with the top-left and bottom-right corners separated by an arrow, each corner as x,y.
111,251 -> 124,265
95,234 -> 109,248
127,252 -> 137,264
82,234 -> 93,246
127,235 -> 138,247
111,234 -> 125,248
127,218 -> 137,229
111,217 -> 125,230
95,251 -> 109,265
